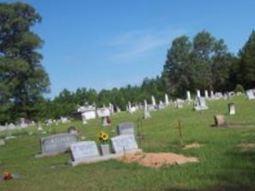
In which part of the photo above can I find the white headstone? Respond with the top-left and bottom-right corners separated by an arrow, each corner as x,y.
196,90 -> 201,98
187,91 -> 191,101
151,96 -> 156,106
165,94 -> 169,105
205,90 -> 208,98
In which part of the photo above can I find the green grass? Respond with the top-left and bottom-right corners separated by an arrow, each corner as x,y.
0,96 -> 255,191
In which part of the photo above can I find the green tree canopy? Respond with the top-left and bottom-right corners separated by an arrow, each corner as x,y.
0,2 -> 49,123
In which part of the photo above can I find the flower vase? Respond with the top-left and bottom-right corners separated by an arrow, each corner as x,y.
100,144 -> 110,155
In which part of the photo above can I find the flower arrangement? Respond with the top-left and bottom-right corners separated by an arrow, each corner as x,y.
3,171 -> 13,180
98,131 -> 109,144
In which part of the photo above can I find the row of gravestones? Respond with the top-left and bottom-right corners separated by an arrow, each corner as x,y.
37,122 -> 140,166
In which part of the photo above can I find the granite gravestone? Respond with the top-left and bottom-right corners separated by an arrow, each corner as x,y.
117,122 -> 135,135
70,141 -> 100,162
111,134 -> 139,153
40,133 -> 78,156
228,103 -> 236,115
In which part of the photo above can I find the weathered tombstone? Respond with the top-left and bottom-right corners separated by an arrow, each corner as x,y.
111,134 -> 140,154
214,115 -> 226,127
205,90 -> 209,99
0,139 -> 5,146
246,90 -> 255,100
117,122 -> 135,135
102,116 -> 111,127
228,103 -> 236,115
194,97 -> 208,111
151,95 -> 156,106
97,107 -> 110,118
210,90 -> 214,99
196,89 -> 201,98
186,91 -> 191,101
143,100 -> 151,119
70,141 -> 100,165
67,126 -> 78,135
38,133 -> 78,157
165,94 -> 169,105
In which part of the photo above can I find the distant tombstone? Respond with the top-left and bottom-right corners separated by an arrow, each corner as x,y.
0,139 -> 5,146
246,90 -> 255,100
111,134 -> 139,153
210,90 -> 214,98
165,94 -> 169,105
144,100 -> 151,119
214,115 -> 226,127
102,116 -> 111,127
67,126 -> 78,135
205,90 -> 209,98
97,108 -> 110,117
151,96 -> 156,106
117,122 -> 135,135
39,133 -> 78,156
228,103 -> 236,115
70,141 -> 100,163
196,90 -> 201,98
186,91 -> 191,101
194,97 -> 208,111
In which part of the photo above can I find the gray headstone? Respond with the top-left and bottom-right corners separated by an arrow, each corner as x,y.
0,139 -> 5,146
40,133 -> 78,156
111,134 -> 138,153
70,141 -> 100,162
117,122 -> 135,135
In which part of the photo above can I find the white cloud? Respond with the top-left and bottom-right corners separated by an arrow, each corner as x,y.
107,27 -> 185,60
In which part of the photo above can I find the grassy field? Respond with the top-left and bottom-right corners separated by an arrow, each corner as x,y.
0,96 -> 255,191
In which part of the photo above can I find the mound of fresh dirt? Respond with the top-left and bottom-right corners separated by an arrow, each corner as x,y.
183,143 -> 202,150
117,152 -> 198,168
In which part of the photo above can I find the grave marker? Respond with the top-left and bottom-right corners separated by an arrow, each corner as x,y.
111,134 -> 140,154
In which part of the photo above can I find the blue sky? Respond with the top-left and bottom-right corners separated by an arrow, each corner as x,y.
9,0 -> 255,97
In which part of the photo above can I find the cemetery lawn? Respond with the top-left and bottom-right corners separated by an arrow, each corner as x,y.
1,96 -> 255,191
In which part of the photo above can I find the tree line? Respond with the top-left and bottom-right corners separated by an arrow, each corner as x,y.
0,2 -> 255,123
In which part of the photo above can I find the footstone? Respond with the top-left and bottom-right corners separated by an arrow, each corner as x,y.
38,133 -> 78,157
117,122 -> 135,135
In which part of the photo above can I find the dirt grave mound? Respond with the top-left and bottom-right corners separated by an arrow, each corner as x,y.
117,152 -> 198,168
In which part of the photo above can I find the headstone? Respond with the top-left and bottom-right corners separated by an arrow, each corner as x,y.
246,90 -> 255,100
70,141 -> 100,162
0,139 -> 5,146
165,94 -> 169,105
228,103 -> 236,115
67,126 -> 78,135
186,91 -> 191,101
210,90 -> 214,98
144,100 -> 151,119
214,115 -> 226,127
117,122 -> 135,135
205,90 -> 209,99
111,134 -> 139,153
97,108 -> 110,117
151,96 -> 156,106
194,97 -> 208,111
196,90 -> 201,98
39,133 -> 78,156
102,116 -> 111,127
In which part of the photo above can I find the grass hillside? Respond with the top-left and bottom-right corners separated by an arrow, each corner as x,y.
0,96 -> 255,191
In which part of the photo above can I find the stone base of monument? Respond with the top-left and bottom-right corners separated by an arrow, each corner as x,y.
70,149 -> 142,166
